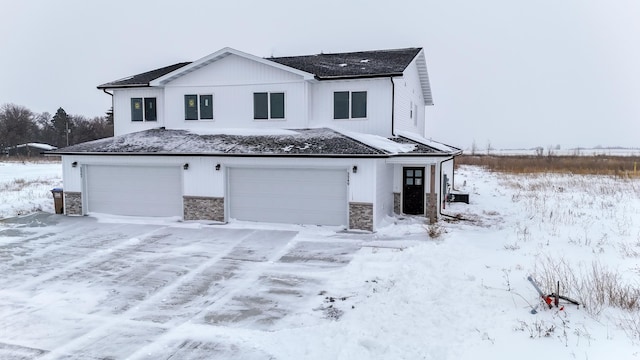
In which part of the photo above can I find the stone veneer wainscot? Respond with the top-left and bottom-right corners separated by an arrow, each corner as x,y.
64,192 -> 82,215
349,202 -> 373,232
183,196 -> 224,222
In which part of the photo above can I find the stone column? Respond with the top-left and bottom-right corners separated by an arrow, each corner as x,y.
393,192 -> 401,214
349,202 -> 374,231
64,192 -> 83,215
427,164 -> 437,224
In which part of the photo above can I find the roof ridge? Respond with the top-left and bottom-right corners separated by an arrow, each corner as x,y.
268,47 -> 422,59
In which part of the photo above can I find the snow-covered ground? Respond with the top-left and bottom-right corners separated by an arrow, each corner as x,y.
0,161 -> 63,218
1,161 -> 640,359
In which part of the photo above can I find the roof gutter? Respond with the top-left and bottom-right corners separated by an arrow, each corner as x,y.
98,84 -> 151,90
315,72 -> 404,81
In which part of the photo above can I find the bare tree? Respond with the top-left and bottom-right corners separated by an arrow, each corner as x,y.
0,103 -> 37,150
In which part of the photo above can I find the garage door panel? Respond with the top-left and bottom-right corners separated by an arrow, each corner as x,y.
86,165 -> 182,217
229,168 -> 347,226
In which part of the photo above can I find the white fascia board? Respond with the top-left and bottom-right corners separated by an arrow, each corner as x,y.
412,49 -> 434,106
149,47 -> 315,87
385,157 -> 441,165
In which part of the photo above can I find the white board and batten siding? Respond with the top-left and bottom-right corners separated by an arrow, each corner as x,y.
374,159 -> 394,225
112,88 -> 165,136
162,54 -> 309,130
392,58 -> 426,137
309,78 -> 393,137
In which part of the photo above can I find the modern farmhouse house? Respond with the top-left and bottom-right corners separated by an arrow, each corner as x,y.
52,47 -> 460,231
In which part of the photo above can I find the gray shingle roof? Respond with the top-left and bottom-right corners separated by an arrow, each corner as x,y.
97,48 -> 423,89
50,128 -> 455,157
270,48 -> 422,79
98,62 -> 191,89
52,128 -> 386,156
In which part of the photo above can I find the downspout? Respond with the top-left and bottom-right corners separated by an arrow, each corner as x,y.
102,89 -> 114,133
102,88 -> 114,115
438,156 -> 454,218
390,77 -> 395,136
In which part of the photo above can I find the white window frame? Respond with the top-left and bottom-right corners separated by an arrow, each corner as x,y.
333,91 -> 368,120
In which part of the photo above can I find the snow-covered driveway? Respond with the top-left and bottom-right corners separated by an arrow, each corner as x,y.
0,213 -> 362,359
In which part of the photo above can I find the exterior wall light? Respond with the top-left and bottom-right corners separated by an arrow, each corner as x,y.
183,163 -> 189,170
215,164 -> 221,171
71,161 -> 78,168
352,165 -> 358,173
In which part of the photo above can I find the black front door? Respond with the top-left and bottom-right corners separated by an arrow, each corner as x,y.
403,167 -> 425,215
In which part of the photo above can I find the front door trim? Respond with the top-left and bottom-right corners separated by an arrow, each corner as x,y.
402,166 -> 425,215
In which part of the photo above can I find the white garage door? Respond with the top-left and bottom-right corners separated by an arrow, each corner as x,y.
86,165 -> 183,217
229,168 -> 347,226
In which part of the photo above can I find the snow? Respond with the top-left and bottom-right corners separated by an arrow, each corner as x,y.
1,161 -> 640,359
10,143 -> 57,151
0,161 -> 62,218
396,130 -> 459,153
333,128 -> 416,154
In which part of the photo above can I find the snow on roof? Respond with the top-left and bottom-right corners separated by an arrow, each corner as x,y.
52,128 -> 457,157
52,128 -> 387,156
6,143 -> 58,151
331,128 -> 416,154
395,131 -> 461,153
26,143 -> 57,151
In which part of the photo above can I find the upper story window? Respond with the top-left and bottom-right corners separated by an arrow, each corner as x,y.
334,91 -> 367,119
185,94 -> 214,120
254,92 -> 285,120
131,98 -> 156,122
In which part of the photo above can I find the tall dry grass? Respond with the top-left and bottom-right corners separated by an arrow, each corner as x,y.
0,155 -> 61,164
457,155 -> 640,176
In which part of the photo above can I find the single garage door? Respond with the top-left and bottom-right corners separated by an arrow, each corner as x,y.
86,165 -> 183,217
229,168 -> 347,226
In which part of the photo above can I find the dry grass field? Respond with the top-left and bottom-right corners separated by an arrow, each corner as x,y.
457,155 -> 640,176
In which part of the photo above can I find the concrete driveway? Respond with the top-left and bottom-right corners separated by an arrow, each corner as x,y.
0,213 -> 365,359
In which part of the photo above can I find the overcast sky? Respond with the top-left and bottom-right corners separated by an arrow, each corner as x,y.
1,0 -> 638,149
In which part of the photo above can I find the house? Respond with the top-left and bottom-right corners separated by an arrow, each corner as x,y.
5,143 -> 57,157
50,47 -> 461,231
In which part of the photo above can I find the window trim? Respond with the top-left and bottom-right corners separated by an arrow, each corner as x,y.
333,91 -> 368,120
253,91 -> 286,121
131,97 -> 156,122
144,98 -> 157,122
185,94 -> 214,121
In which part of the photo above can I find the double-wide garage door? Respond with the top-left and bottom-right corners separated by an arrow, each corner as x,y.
85,165 -> 183,217
229,168 -> 347,226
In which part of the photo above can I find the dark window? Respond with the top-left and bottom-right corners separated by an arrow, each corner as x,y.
131,98 -> 143,121
270,92 -> 285,119
185,95 -> 198,120
144,98 -> 157,121
253,92 -> 269,119
351,91 -> 367,118
200,95 -> 213,119
333,91 -> 349,119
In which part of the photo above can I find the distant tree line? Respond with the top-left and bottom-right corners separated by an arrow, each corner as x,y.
0,103 -> 113,151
